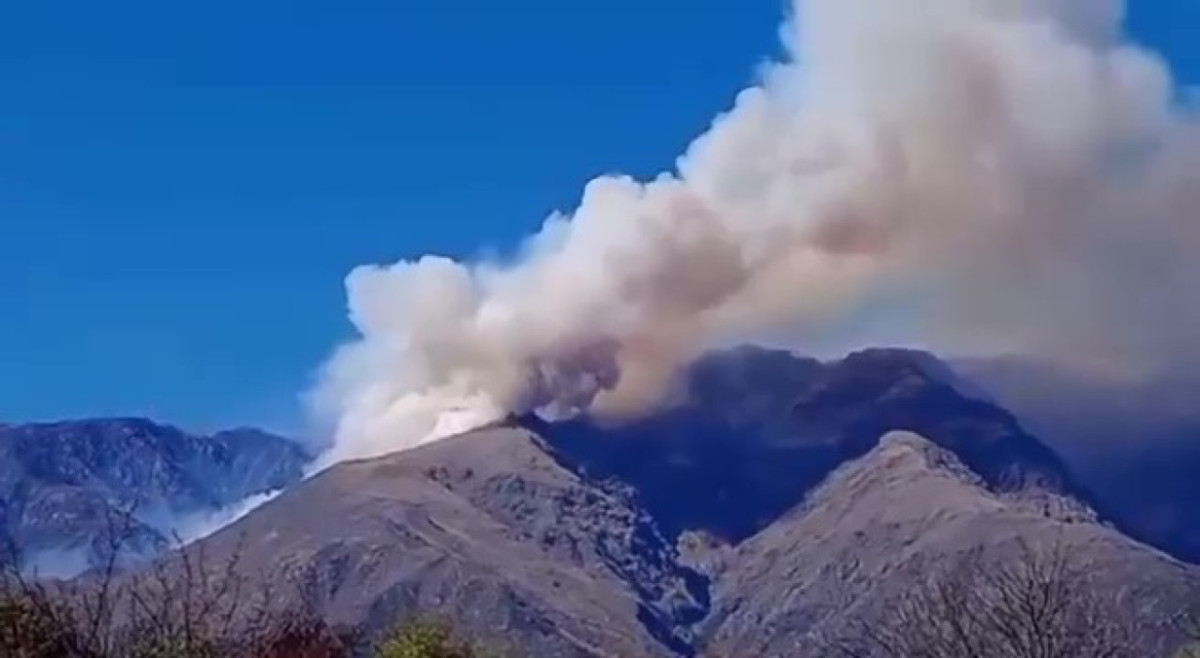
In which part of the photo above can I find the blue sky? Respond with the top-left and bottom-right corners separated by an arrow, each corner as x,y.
1,1 -> 1196,434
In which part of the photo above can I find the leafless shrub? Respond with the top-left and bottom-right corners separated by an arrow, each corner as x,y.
0,503 -> 349,658
823,538 -> 1153,658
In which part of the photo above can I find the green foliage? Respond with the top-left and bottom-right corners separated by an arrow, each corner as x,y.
374,619 -> 483,658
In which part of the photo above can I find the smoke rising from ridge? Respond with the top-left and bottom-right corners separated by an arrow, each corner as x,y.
312,0 -> 1200,463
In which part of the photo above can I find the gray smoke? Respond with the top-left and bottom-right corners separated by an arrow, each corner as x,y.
171,490 -> 283,544
311,0 -> 1200,463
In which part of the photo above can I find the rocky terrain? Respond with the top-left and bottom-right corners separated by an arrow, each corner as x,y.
182,420 -> 1197,657
0,418 -> 310,574
191,424 -> 706,657
7,347 -> 1200,655
169,348 -> 1199,656
704,432 -> 1195,656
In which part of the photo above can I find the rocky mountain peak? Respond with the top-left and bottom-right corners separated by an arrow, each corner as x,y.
871,430 -> 985,483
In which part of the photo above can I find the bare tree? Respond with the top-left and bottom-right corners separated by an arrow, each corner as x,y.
823,538 -> 1151,658
0,504 -> 342,658
0,503 -> 138,658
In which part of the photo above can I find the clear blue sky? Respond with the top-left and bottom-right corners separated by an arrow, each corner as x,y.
1,1 -> 1196,434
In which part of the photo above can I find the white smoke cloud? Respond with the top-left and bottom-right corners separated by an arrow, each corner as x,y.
311,0 -> 1200,463
172,490 -> 283,544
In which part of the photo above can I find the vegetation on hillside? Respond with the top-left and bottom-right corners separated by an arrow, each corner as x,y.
0,509 -> 496,658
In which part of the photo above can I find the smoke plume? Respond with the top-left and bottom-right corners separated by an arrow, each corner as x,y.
312,0 -> 1200,463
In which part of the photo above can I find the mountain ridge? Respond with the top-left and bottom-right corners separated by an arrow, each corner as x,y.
530,347 -> 1097,547
186,424 -> 699,657
0,417 -> 310,575
175,421 -> 1196,657
164,346 -> 1190,655
704,430 -> 1190,656
7,347 -> 1200,655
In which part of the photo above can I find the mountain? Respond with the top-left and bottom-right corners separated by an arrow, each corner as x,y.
704,431 -> 1195,656
0,418 -> 310,575
187,424 -> 705,657
181,423 -> 1195,657
31,347 -> 1200,654
955,356 -> 1200,562
538,347 -> 1087,544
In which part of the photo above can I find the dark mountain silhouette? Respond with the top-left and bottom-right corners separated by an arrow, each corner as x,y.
534,347 -> 1088,543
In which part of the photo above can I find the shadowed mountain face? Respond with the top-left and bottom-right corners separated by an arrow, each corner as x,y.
535,347 -> 1084,543
954,356 -> 1200,563
0,418 -> 310,574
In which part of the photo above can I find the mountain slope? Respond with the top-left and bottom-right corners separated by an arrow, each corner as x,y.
188,425 -> 707,657
705,431 -> 1197,657
0,418 -> 309,573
